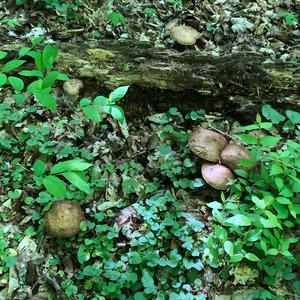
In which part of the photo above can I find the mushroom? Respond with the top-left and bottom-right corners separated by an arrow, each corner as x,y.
188,129 -> 228,162
45,200 -> 84,238
220,143 -> 254,172
201,163 -> 235,190
63,79 -> 84,97
170,25 -> 201,46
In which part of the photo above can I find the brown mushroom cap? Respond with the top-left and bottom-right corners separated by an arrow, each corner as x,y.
63,79 -> 84,96
220,144 -> 254,172
170,25 -> 201,45
201,163 -> 235,190
45,200 -> 84,238
189,129 -> 228,162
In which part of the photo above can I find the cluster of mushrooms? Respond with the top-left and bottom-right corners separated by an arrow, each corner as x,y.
189,128 -> 253,190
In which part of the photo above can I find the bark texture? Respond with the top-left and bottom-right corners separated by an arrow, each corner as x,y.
2,40 -> 300,116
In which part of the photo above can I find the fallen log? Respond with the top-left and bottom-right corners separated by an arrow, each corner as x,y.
2,40 -> 300,117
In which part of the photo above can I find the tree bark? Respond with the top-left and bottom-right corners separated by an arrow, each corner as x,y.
2,40 -> 300,116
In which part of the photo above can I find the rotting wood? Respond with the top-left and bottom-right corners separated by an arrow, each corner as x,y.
2,40 -> 300,116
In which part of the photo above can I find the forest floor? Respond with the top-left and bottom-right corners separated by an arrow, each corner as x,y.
0,1 -> 299,300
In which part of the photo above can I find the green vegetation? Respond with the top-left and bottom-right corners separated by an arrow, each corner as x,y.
0,40 -> 299,300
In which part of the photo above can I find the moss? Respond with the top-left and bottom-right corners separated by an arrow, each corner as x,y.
87,48 -> 115,61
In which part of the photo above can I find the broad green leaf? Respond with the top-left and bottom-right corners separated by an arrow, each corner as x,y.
80,98 -> 91,107
259,122 -> 273,129
34,90 -> 57,112
31,35 -> 45,47
51,158 -> 92,174
266,248 -> 279,255
19,47 -> 31,57
276,196 -> 291,205
245,229 -> 262,242
286,110 -> 300,124
262,104 -> 285,124
27,51 -> 42,71
230,254 -> 243,263
109,85 -> 129,102
224,214 -> 251,226
33,160 -> 46,176
42,175 -> 66,197
0,51 -> 8,60
27,79 -> 43,92
19,70 -> 43,77
42,44 -> 58,71
238,134 -> 258,145
245,253 -> 260,261
12,93 -> 25,104
251,195 -> 267,209
0,73 -> 7,87
109,104 -> 125,124
270,163 -> 283,175
242,124 -> 260,131
224,241 -> 234,256
82,106 -> 102,123
8,76 -> 24,91
2,59 -> 26,73
61,171 -> 91,194
42,71 -> 68,89
259,135 -> 281,147
93,96 -> 109,106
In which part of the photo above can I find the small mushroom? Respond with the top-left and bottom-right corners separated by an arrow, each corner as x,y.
63,79 -> 84,97
201,163 -> 235,190
220,144 -> 254,172
170,25 -> 201,46
45,200 -> 84,238
189,129 -> 228,162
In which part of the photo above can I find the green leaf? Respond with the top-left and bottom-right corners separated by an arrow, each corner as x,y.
61,171 -> 91,194
19,70 -> 43,77
230,254 -> 243,263
262,104 -> 285,124
93,96 -> 109,106
224,214 -> 251,226
286,110 -> 300,124
238,134 -> 258,145
109,105 -> 125,123
12,93 -> 25,104
34,90 -> 57,112
19,47 -> 31,57
31,35 -> 45,47
82,106 -> 102,123
266,248 -> 279,255
33,160 -> 46,176
141,270 -> 157,294
42,44 -> 58,71
27,51 -> 42,71
43,175 -> 67,197
2,59 -> 26,73
51,158 -> 92,174
8,76 -> 24,91
259,136 -> 281,147
251,196 -> 267,209
224,241 -> 234,256
270,163 -> 283,175
0,73 -> 7,87
79,98 -> 91,107
0,51 -> 8,60
109,85 -> 129,102
245,253 -> 260,261
129,252 -> 142,264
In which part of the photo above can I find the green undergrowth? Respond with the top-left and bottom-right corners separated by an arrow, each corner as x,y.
0,42 -> 300,300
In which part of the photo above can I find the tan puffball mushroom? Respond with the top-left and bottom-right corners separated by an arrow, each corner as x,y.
189,129 -> 228,162
45,200 -> 84,238
220,143 -> 254,172
170,25 -> 201,45
63,79 -> 84,96
201,163 -> 235,190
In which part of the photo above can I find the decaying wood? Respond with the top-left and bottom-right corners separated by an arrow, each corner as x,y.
2,40 -> 300,115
